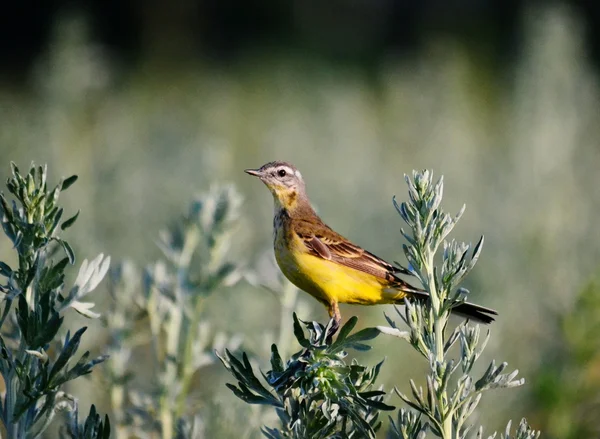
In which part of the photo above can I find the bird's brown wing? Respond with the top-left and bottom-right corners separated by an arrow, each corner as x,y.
294,218 -> 421,291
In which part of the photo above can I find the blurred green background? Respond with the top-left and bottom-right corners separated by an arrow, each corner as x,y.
1,1 -> 600,437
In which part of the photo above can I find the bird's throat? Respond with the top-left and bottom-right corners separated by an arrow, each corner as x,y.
272,187 -> 315,221
273,189 -> 300,212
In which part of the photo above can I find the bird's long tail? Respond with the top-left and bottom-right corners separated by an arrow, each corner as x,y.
394,289 -> 497,324
446,300 -> 497,324
386,272 -> 497,324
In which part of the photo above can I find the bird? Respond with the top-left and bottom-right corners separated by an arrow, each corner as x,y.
245,161 -> 497,334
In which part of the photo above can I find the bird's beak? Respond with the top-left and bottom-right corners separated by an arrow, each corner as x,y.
244,168 -> 263,177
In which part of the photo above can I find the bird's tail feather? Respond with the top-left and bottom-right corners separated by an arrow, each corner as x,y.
398,290 -> 497,324
447,301 -> 497,324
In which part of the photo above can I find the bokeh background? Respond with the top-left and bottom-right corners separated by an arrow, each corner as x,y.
1,0 -> 600,437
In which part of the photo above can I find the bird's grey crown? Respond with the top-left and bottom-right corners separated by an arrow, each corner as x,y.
260,161 -> 297,173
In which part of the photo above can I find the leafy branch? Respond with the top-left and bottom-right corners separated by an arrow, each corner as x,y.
219,314 -> 392,439
383,170 -> 539,439
0,162 -> 109,438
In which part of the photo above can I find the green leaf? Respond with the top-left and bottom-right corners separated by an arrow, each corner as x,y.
38,165 -> 47,191
49,207 -> 64,235
61,210 -> 80,230
336,316 -> 358,343
241,353 -> 269,393
61,175 -> 78,191
346,342 -> 372,351
226,383 -> 272,405
26,173 -> 35,196
329,325 -> 380,354
261,427 -> 282,439
344,327 -> 380,344
0,261 -> 11,277
48,257 -> 69,283
0,194 -> 13,223
12,230 -> 23,249
65,353 -> 108,384
270,344 -> 284,373
45,187 -> 60,214
10,162 -> 20,180
28,306 -> 63,350
292,313 -> 310,348
101,414 -> 111,439
79,405 -> 111,439
226,349 -> 282,406
359,390 -> 386,398
468,235 -> 484,271
48,327 -> 87,386
59,240 -> 75,264
363,398 -> 395,411
16,294 -> 30,343
0,335 -> 12,362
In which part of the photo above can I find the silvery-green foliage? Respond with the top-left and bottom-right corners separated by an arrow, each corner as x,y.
58,253 -> 110,318
0,163 -> 109,438
175,415 -> 204,439
103,185 -> 244,439
219,314 -> 392,439
388,409 -> 428,439
60,402 -> 111,439
385,171 -> 534,439
476,419 -> 540,439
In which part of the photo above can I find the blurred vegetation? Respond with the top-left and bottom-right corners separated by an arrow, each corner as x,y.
528,277 -> 600,439
0,1 -> 599,437
104,186 -> 245,438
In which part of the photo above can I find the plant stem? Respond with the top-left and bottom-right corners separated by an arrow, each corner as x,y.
426,254 -> 453,438
159,394 -> 173,439
175,296 -> 203,417
110,384 -> 128,439
434,316 -> 452,439
174,227 -> 200,419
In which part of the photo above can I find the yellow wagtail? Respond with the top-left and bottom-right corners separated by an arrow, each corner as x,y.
245,161 -> 497,332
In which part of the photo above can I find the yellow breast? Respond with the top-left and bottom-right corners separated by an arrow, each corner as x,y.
273,218 -> 389,306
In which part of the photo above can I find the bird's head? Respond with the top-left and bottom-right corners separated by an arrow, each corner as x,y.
245,161 -> 306,210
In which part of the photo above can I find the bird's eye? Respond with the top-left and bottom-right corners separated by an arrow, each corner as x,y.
277,169 -> 287,177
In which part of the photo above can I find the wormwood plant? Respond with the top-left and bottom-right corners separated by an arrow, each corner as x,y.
0,163 -> 110,438
383,170 -> 539,439
218,314 -> 391,438
104,185 -> 244,439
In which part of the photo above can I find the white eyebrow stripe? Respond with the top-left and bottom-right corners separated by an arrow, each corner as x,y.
294,169 -> 302,180
278,166 -> 294,176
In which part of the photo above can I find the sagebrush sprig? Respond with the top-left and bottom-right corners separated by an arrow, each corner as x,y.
476,419 -> 540,439
0,162 -> 109,438
219,314 -> 392,439
384,170 -> 537,439
104,185 -> 244,439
